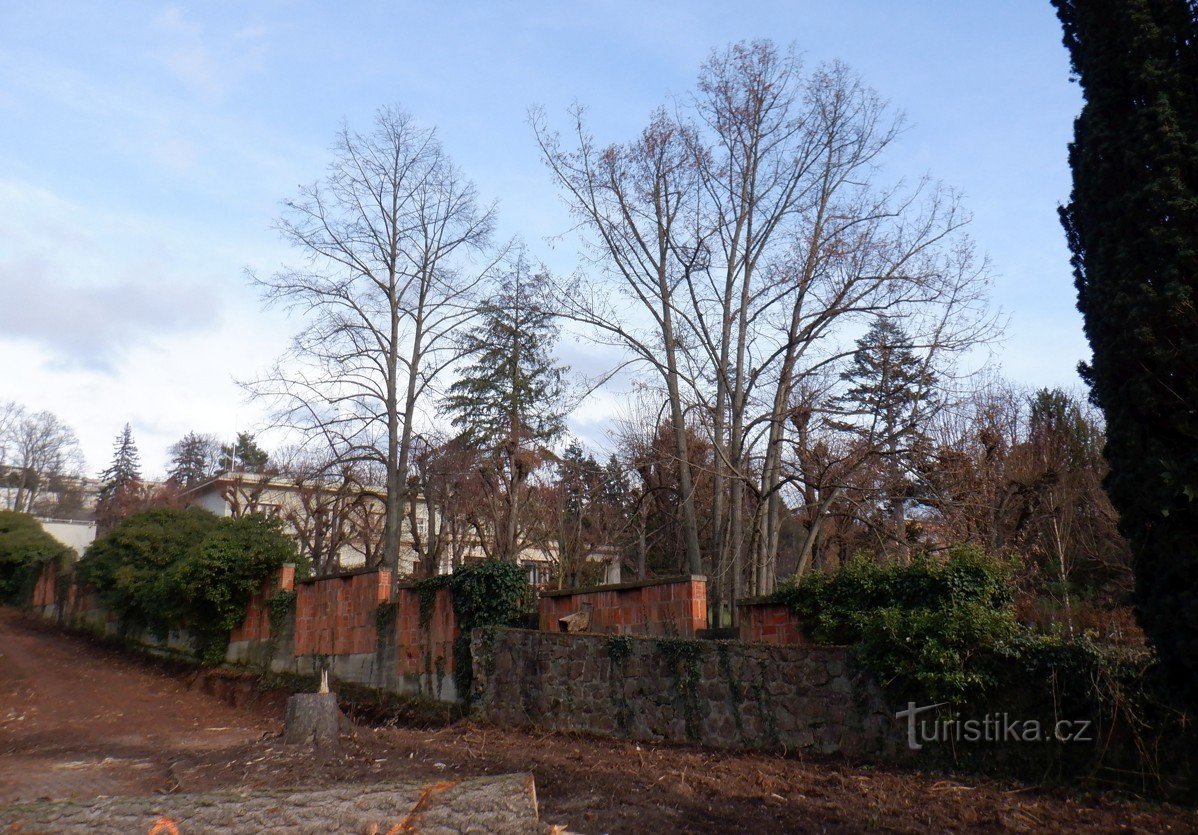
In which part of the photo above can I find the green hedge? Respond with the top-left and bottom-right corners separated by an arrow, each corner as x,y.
77,508 -> 296,664
772,546 -> 1020,701
773,547 -> 1193,797
0,511 -> 72,605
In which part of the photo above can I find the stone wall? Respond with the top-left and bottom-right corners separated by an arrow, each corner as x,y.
471,628 -> 902,758
537,576 -> 707,636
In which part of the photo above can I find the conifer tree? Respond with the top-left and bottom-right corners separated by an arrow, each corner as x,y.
831,319 -> 937,551
1053,0 -> 1198,704
219,432 -> 270,474
444,253 -> 568,561
96,424 -> 143,532
166,432 -> 220,486
444,256 -> 567,449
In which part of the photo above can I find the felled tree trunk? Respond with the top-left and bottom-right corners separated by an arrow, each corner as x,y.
283,673 -> 349,748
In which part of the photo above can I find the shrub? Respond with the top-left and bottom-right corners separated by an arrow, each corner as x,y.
772,547 -> 1021,700
77,507 -> 222,634
168,514 -> 298,663
77,508 -> 296,663
0,511 -> 72,604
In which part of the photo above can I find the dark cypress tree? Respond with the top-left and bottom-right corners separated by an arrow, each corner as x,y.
1053,0 -> 1198,704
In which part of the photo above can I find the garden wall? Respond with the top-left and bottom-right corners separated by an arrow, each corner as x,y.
284,568 -> 394,689
538,576 -> 707,636
470,627 -> 902,758
393,583 -> 459,701
224,564 -> 296,667
737,598 -> 805,644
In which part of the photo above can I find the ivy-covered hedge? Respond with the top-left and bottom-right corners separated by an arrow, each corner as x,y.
773,547 -> 1193,797
77,508 -> 296,664
414,560 -> 529,699
773,547 -> 1020,701
0,511 -> 72,605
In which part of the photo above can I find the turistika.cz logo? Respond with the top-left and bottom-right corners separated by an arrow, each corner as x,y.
895,702 -> 1094,750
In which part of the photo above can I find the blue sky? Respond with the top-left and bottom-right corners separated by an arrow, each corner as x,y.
0,2 -> 1084,473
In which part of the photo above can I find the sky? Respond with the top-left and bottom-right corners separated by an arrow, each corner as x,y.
0,1 -> 1086,475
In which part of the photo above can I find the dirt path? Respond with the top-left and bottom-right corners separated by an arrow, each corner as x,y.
1,608 -> 1194,833
0,609 -> 276,802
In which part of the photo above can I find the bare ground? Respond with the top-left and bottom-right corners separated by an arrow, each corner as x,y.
1,608 -> 1194,833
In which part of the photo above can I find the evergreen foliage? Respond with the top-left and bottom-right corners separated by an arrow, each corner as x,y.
77,507 -> 296,663
833,320 -> 937,436
219,432 -> 270,474
831,319 -> 937,542
97,423 -> 141,503
167,432 -> 220,486
415,559 -> 530,699
1052,0 -> 1198,705
444,257 -> 567,450
0,511 -> 71,604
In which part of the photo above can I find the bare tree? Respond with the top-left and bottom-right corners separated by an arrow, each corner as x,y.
3,409 -> 84,514
538,40 -> 996,612
245,106 -> 500,575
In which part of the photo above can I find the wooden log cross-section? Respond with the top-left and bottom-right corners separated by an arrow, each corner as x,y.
0,774 -> 548,833
558,603 -> 592,633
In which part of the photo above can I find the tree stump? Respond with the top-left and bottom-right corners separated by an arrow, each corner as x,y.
283,691 -> 346,748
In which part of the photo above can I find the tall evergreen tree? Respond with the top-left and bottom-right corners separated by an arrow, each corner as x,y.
444,257 -> 567,449
167,432 -> 220,486
98,424 -> 141,501
444,254 -> 568,560
1053,0 -> 1198,704
831,319 -> 937,551
96,424 -> 143,532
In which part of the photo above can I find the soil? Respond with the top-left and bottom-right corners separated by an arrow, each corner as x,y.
2,608 -> 1195,833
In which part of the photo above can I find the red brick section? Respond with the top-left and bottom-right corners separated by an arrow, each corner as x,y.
738,601 -> 805,644
31,561 -> 57,609
394,585 -> 458,678
293,569 -> 392,656
229,564 -> 296,643
537,577 -> 707,636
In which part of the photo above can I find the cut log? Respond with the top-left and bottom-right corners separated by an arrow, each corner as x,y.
558,610 -> 590,633
283,691 -> 346,748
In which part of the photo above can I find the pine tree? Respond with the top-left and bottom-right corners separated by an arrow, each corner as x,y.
831,319 -> 937,552
218,432 -> 270,474
1053,0 -> 1198,705
96,424 -> 143,532
444,254 -> 568,561
444,258 -> 567,449
167,432 -> 219,486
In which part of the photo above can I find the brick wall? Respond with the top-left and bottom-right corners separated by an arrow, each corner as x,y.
293,569 -> 392,656
738,600 -> 804,644
229,564 -> 296,644
31,559 -> 58,610
394,584 -> 458,690
537,576 -> 707,636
